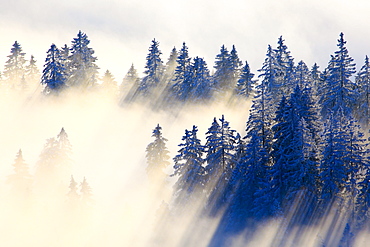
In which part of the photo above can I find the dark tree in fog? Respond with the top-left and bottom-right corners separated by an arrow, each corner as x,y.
41,44 -> 68,94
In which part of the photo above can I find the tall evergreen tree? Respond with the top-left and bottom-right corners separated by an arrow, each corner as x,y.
100,69 -> 118,95
170,42 -> 192,101
273,36 -> 294,96
213,45 -> 232,94
145,124 -> 170,182
80,177 -> 93,208
6,149 -> 32,197
235,60 -> 256,98
138,39 -> 164,97
41,44 -> 67,94
25,55 -> 40,91
319,33 -> 357,118
190,56 -> 213,103
3,41 -> 27,88
204,115 -> 236,215
172,126 -> 205,206
355,56 -> 370,127
68,31 -> 99,89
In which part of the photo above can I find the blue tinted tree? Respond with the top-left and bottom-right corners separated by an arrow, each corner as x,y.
355,56 -> 370,127
319,33 -> 357,118
68,31 -> 99,89
41,44 -> 67,95
172,126 -> 205,206
235,60 -> 256,98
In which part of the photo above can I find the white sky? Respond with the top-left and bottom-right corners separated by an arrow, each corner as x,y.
1,0 -> 370,80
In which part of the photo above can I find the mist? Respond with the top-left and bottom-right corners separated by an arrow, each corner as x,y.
0,86 -> 252,247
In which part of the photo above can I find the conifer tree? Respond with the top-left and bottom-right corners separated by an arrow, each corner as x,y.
319,33 -> 357,118
7,149 -> 32,197
3,41 -> 27,88
67,175 -> 79,202
273,36 -> 294,96
204,115 -> 236,215
80,177 -> 93,208
170,42 -> 192,102
355,56 -> 370,127
145,124 -> 170,182
235,60 -> 256,98
172,126 -> 205,206
190,56 -> 213,103
138,39 -> 164,97
25,55 -> 40,91
101,69 -> 118,95
41,44 -> 67,94
213,45 -> 232,94
68,31 -> 99,89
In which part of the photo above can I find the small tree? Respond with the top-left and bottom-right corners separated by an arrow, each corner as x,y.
41,44 -> 67,95
145,124 -> 170,182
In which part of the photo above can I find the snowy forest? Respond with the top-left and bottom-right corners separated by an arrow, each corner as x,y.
1,30 -> 370,247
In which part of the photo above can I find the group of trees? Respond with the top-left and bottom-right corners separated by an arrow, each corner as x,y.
145,33 -> 370,246
1,31 -> 258,103
6,128 -> 93,211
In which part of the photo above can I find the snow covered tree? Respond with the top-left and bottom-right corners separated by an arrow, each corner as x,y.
41,44 -> 67,94
3,41 -> 27,88
354,56 -> 370,127
213,45 -> 233,94
319,33 -> 357,118
6,149 -> 32,197
145,124 -> 170,182
204,115 -> 237,215
190,56 -> 213,103
137,39 -> 164,97
273,36 -> 295,96
293,60 -> 311,89
172,126 -> 205,206
235,60 -> 256,98
68,31 -> 99,89
169,42 -> 192,102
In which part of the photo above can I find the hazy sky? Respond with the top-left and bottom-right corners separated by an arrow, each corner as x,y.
1,0 -> 370,80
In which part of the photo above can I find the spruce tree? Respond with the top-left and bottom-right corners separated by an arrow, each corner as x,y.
355,56 -> 370,127
41,44 -> 67,94
235,60 -> 256,98
6,149 -> 32,197
204,115 -> 236,215
68,31 -> 99,89
3,41 -> 27,88
145,124 -> 170,182
319,33 -> 357,118
172,126 -> 205,206
138,39 -> 164,97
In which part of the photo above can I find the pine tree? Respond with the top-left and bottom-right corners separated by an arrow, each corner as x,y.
41,44 -> 67,94
25,55 -> 40,91
273,36 -> 294,96
7,149 -> 32,197
319,33 -> 357,118
138,39 -> 164,97
293,60 -> 311,89
170,42 -> 192,102
163,47 -> 178,84
355,56 -> 370,127
80,177 -> 93,208
235,60 -> 256,98
172,126 -> 205,206
190,56 -> 213,103
67,175 -> 79,201
3,41 -> 27,88
68,31 -> 99,89
101,69 -> 118,95
145,124 -> 170,182
204,115 -> 236,215
119,64 -> 140,104
213,45 -> 232,94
